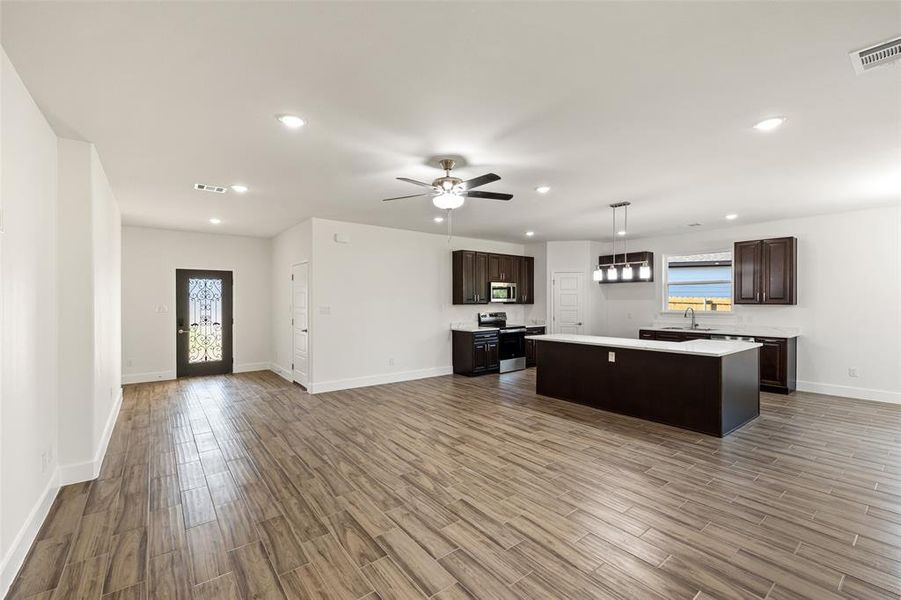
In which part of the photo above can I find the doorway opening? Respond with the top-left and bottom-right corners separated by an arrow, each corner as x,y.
175,269 -> 233,377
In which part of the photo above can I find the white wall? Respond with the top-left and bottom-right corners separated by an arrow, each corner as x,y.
596,206 -> 901,403
121,226 -> 272,383
89,146 -> 122,462
305,218 -> 529,392
56,140 -> 123,482
270,219 -> 312,381
1,49 -> 60,593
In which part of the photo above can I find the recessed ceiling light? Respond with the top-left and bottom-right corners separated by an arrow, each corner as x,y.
535,186 -> 551,194
209,217 -> 222,225
617,230 -> 626,236
433,216 -> 444,223
277,114 -> 305,129
753,117 -> 785,131
525,231 -> 535,237
725,213 -> 738,220
230,184 -> 248,194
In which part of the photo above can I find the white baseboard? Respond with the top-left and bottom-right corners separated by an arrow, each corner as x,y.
58,386 -> 123,485
796,380 -> 901,405
122,370 -> 175,385
309,366 -> 453,394
269,363 -> 292,382
0,469 -> 60,597
234,362 -> 270,373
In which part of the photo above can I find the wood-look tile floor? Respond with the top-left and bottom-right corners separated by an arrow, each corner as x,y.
9,369 -> 901,599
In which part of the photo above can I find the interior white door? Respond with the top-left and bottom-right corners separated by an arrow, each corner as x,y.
553,271 -> 585,334
291,263 -> 309,387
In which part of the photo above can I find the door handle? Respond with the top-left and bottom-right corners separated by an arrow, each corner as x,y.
576,322 -> 583,326
301,329 -> 308,333
177,328 -> 190,334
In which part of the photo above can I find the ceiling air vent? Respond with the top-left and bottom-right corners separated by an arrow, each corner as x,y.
850,36 -> 901,74
194,183 -> 227,194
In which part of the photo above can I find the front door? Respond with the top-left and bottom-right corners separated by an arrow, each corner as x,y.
292,263 -> 310,387
553,271 -> 585,334
176,269 -> 233,377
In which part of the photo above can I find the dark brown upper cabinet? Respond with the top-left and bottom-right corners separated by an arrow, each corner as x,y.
453,250 -> 534,305
488,254 -> 515,282
733,237 -> 796,305
452,250 -> 489,304
517,256 -> 534,304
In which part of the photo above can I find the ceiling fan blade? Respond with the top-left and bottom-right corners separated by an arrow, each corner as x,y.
461,190 -> 513,201
459,173 -> 501,190
396,177 -> 436,189
381,193 -> 431,202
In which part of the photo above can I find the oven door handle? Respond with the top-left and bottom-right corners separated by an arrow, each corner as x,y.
500,328 -> 527,334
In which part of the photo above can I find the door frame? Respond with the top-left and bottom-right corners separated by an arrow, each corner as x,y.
291,261 -> 311,389
551,270 -> 586,334
175,268 -> 234,377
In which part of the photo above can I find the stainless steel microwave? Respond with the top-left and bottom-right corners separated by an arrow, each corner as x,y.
490,281 -> 517,303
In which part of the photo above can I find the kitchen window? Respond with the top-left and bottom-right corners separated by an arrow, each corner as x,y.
665,251 -> 733,312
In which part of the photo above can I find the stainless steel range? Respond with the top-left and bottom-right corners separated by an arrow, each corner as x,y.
478,312 -> 526,373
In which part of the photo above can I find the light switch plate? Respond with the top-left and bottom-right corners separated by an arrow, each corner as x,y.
608,352 -> 616,362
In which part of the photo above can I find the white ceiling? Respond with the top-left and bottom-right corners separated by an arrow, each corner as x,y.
2,2 -> 899,242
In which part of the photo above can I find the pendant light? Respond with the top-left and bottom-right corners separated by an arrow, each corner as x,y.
639,262 -> 652,280
605,203 -> 618,281
621,203 -> 633,281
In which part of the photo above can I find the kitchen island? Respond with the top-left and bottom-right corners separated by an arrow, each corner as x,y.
527,333 -> 761,437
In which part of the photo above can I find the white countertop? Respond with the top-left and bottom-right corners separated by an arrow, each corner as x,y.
641,323 -> 800,338
527,333 -> 761,357
451,323 -> 546,333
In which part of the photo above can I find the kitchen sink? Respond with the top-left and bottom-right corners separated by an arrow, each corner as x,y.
661,326 -> 717,332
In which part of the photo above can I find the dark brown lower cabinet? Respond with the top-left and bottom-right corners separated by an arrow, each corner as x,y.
756,337 -> 796,394
524,326 -> 546,367
453,330 -> 499,375
638,329 -> 797,395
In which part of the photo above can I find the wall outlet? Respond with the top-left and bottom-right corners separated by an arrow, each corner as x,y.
848,368 -> 859,378
127,359 -> 134,367
319,306 -> 331,315
388,358 -> 395,367
608,352 -> 616,363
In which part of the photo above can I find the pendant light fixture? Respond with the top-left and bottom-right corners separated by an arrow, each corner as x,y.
595,201 -> 652,283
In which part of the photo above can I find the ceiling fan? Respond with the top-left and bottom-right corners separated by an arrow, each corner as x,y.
382,159 -> 513,209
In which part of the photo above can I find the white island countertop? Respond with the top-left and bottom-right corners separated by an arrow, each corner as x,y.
526,333 -> 761,357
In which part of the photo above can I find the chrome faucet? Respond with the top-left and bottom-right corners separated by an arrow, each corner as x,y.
683,307 -> 697,329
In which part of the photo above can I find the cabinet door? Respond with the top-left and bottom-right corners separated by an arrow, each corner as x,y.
757,338 -> 786,387
525,339 -> 536,366
762,238 -> 796,304
519,256 -> 534,304
473,342 -> 488,371
460,251 -> 477,303
511,256 -> 523,292
733,241 -> 762,304
498,255 -> 514,282
475,252 -> 489,303
486,342 -> 499,369
487,254 -> 501,282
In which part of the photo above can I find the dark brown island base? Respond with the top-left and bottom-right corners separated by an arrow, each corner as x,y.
529,334 -> 761,437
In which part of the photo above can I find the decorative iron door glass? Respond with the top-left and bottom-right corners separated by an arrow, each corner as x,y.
175,269 -> 233,377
